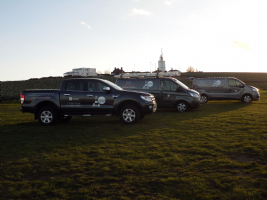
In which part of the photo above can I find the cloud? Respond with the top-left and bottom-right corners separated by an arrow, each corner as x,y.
165,0 -> 174,5
232,41 -> 251,50
80,22 -> 91,29
128,8 -> 150,16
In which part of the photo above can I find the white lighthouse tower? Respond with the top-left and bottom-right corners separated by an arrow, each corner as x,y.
158,49 -> 166,72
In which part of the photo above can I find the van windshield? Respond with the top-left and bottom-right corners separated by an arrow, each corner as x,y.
103,80 -> 124,90
172,78 -> 190,89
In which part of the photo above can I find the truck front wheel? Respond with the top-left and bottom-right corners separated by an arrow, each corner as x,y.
38,107 -> 58,126
120,105 -> 140,124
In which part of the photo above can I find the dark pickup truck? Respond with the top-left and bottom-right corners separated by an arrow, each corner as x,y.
20,78 -> 157,125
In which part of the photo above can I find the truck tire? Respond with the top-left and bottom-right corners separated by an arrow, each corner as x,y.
120,105 -> 140,124
176,101 -> 188,113
59,116 -> 72,123
38,106 -> 58,126
242,94 -> 252,103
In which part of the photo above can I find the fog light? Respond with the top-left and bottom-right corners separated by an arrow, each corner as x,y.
149,105 -> 153,109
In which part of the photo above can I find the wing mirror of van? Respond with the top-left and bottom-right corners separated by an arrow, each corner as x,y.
176,88 -> 180,92
103,86 -> 110,92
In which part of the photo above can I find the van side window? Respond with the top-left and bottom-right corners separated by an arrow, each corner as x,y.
161,80 -> 178,91
161,80 -> 170,90
170,81 -> 178,91
228,79 -> 242,87
65,80 -> 84,91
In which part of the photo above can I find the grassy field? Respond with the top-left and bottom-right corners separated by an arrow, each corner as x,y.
1,91 -> 267,199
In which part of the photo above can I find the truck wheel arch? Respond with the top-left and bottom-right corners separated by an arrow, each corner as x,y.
34,101 -> 60,119
116,100 -> 142,117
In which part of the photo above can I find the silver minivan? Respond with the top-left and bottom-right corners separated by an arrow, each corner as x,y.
192,77 -> 260,103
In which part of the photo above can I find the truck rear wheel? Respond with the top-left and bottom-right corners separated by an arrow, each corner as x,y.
38,107 -> 58,126
120,105 -> 140,124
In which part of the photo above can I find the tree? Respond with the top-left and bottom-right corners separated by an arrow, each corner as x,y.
186,66 -> 195,72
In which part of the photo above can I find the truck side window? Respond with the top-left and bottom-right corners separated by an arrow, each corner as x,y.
97,82 -> 108,91
88,81 -> 98,91
87,81 -> 108,91
65,81 -> 84,91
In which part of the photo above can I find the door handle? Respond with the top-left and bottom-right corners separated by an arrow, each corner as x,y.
112,95 -> 119,99
64,94 -> 70,96
87,94 -> 93,97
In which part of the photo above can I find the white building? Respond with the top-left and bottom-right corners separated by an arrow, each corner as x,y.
158,52 -> 166,72
64,68 -> 97,76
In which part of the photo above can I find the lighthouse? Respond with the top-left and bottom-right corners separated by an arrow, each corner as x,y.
158,49 -> 166,72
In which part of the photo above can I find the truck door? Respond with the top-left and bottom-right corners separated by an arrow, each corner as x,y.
60,80 -> 85,114
228,79 -> 244,100
156,79 -> 179,107
84,80 -> 115,114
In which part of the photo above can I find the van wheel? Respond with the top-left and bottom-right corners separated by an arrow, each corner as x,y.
120,105 -> 140,124
242,94 -> 252,103
59,116 -> 72,123
38,107 -> 58,126
201,95 -> 208,104
176,102 -> 188,112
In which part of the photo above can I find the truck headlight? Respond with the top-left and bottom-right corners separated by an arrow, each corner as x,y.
140,95 -> 152,102
189,92 -> 199,98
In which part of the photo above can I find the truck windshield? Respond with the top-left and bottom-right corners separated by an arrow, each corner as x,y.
103,80 -> 124,90
172,78 -> 189,89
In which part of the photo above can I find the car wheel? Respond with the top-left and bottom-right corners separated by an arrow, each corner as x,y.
176,101 -> 188,112
38,107 -> 58,126
120,105 -> 140,124
59,116 -> 72,123
201,95 -> 208,104
242,94 -> 252,103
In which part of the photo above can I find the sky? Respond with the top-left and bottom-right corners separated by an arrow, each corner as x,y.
1,0 -> 267,81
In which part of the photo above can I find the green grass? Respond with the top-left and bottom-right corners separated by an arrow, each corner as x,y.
1,92 -> 267,199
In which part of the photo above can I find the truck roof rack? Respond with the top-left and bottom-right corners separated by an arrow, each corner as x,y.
114,71 -> 180,79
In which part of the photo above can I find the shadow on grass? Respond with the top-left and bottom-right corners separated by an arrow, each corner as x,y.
1,101 -> 252,162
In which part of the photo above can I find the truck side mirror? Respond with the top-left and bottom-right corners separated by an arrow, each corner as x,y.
103,87 -> 110,92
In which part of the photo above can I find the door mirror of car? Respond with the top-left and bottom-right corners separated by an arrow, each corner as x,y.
103,86 -> 110,92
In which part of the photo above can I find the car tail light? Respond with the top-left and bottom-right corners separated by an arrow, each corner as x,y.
21,94 -> 25,105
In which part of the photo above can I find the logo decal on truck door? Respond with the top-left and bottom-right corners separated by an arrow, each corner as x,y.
93,96 -> 106,107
